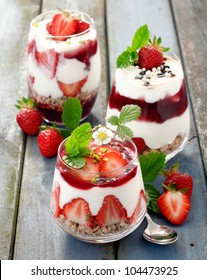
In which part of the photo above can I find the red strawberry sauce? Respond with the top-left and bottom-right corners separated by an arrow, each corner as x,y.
108,80 -> 188,123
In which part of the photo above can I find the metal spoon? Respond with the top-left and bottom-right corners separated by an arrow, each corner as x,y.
143,213 -> 178,245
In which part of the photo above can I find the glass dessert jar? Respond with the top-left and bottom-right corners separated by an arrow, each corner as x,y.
50,126 -> 147,243
27,9 -> 101,124
106,53 -> 190,161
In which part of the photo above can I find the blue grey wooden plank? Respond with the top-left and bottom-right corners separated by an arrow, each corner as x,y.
171,0 -> 207,176
0,0 -> 41,260
106,0 -> 207,259
14,0 -> 113,260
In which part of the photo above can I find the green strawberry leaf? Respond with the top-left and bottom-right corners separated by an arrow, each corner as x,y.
144,183 -> 161,213
117,125 -> 134,139
119,104 -> 141,123
139,152 -> 166,182
62,98 -> 82,133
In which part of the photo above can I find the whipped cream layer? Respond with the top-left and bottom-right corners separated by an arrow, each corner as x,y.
115,55 -> 184,103
53,164 -> 145,217
106,107 -> 190,149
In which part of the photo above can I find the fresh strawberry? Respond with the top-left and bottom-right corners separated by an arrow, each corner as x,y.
49,12 -> 77,40
99,151 -> 127,178
75,157 -> 100,182
162,163 -> 193,198
75,20 -> 90,34
132,137 -> 147,155
35,49 -> 59,79
96,195 -> 127,226
138,45 -> 163,70
129,190 -> 146,222
37,127 -> 64,157
63,198 -> 94,227
164,172 -> 193,198
50,184 -> 62,218
15,97 -> 42,135
57,77 -> 87,97
157,190 -> 191,225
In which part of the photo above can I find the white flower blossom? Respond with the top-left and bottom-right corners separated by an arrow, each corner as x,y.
92,126 -> 114,145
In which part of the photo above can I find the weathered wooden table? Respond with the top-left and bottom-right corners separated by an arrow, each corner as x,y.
0,0 -> 207,260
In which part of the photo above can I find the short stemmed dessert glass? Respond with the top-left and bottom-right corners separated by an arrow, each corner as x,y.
106,54 -> 190,161
50,126 -> 147,243
27,9 -> 101,124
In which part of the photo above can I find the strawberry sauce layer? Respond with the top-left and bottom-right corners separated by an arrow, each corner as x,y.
109,80 -> 188,123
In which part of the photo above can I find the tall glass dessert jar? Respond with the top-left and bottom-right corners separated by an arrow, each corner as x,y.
106,25 -> 190,161
27,9 -> 101,124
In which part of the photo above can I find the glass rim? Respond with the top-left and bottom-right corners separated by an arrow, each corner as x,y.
30,9 -> 94,39
57,128 -> 138,176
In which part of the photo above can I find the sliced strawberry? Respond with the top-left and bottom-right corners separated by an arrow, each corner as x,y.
50,184 -> 62,218
57,76 -> 87,97
99,151 -> 127,178
50,13 -> 77,40
35,49 -> 59,79
75,157 -> 100,182
75,20 -> 90,34
27,39 -> 36,55
92,145 -> 120,157
129,190 -> 146,222
157,190 -> 191,225
132,137 -> 147,155
46,22 -> 52,33
63,198 -> 94,227
96,195 -> 127,226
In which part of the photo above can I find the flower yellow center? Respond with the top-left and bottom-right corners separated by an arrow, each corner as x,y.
98,131 -> 107,140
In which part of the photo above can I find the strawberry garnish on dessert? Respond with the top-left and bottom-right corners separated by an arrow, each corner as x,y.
116,24 -> 169,71
63,198 -> 94,227
37,127 -> 64,157
75,20 -> 90,34
162,163 -> 193,198
75,157 -> 100,182
99,151 -> 127,178
157,189 -> 191,225
48,10 -> 77,41
57,77 -> 88,97
15,97 -> 42,135
96,195 -> 127,226
35,49 -> 59,79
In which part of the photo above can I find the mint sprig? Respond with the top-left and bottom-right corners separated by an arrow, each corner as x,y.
64,122 -> 92,168
62,98 -> 82,133
117,24 -> 150,68
106,104 -> 141,138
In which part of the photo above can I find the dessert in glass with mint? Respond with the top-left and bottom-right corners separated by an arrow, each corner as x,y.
27,9 -> 101,124
106,25 -> 190,160
50,104 -> 146,243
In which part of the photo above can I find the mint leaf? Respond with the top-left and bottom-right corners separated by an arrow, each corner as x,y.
119,104 -> 141,123
132,24 -> 150,50
116,50 -> 134,68
144,183 -> 161,213
65,122 -> 92,158
64,157 -> 86,169
62,98 -> 82,132
139,152 -> 166,182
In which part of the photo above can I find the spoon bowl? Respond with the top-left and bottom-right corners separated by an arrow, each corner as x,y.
143,213 -> 178,245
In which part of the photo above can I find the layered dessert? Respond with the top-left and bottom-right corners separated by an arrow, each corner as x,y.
106,25 -> 190,159
27,9 -> 101,123
50,125 -> 146,243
